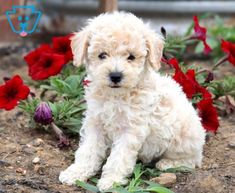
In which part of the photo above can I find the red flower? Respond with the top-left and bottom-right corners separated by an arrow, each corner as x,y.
0,75 -> 30,110
192,16 -> 212,55
173,69 -> 198,99
197,98 -> 219,133
24,44 -> 52,67
162,57 -> 180,71
163,58 -> 212,99
52,35 -> 73,63
193,16 -> 207,41
196,85 -> 212,99
221,39 -> 235,66
28,53 -> 65,80
203,42 -> 212,55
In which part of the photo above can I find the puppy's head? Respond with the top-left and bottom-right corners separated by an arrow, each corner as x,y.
71,12 -> 164,89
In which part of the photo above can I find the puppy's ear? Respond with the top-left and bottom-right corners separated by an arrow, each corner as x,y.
71,30 -> 89,67
145,29 -> 164,71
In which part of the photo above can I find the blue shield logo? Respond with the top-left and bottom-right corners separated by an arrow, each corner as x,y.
6,5 -> 42,37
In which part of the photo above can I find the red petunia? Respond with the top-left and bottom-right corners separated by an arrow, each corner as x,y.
52,34 -> 73,63
221,39 -> 235,66
162,57 -> 180,71
192,16 -> 212,55
0,75 -> 30,110
163,57 -> 212,99
193,16 -> 207,41
28,53 -> 65,80
197,98 -> 219,133
24,44 -> 52,67
173,69 -> 198,99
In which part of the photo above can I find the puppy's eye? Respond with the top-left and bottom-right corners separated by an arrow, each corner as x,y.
127,54 -> 135,61
98,52 -> 108,60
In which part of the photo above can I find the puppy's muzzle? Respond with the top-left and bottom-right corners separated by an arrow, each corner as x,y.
109,72 -> 123,84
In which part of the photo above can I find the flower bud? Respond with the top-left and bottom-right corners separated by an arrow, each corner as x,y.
34,102 -> 53,125
205,72 -> 214,83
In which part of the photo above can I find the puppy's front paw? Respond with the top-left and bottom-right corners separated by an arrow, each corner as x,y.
97,178 -> 115,191
59,164 -> 88,185
97,177 -> 127,191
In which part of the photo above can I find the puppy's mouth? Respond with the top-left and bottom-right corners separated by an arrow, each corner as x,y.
110,85 -> 121,88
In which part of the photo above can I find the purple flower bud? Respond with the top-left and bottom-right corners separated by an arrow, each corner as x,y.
205,72 -> 214,83
34,102 -> 53,125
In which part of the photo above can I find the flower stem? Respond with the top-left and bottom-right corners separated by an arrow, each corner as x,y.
212,55 -> 228,71
51,122 -> 63,138
182,35 -> 193,41
196,55 -> 228,75
50,122 -> 69,147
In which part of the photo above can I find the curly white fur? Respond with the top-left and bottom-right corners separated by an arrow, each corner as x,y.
59,12 -> 205,191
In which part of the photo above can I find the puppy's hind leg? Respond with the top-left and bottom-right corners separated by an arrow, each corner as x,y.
155,157 -> 198,170
156,132 -> 205,170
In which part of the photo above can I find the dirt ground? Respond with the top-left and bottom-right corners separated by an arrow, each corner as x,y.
0,43 -> 235,193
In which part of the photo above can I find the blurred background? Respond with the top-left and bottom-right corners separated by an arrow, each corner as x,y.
0,0 -> 235,43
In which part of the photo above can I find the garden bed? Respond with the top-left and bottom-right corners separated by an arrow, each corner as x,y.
0,43 -> 234,193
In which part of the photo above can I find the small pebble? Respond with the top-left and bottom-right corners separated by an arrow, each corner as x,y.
16,168 -> 26,175
228,141 -> 235,149
34,165 -> 45,175
151,173 -> 177,187
32,157 -> 40,164
31,138 -> 44,147
22,145 -> 36,155
211,163 -> 219,169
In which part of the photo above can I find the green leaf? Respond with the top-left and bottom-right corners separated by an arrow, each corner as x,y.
51,78 -> 71,91
144,180 -> 161,187
208,76 -> 235,99
65,75 -> 82,90
76,180 -> 99,193
144,168 -> 161,177
194,42 -> 204,54
146,187 -> 174,193
105,187 -> 130,193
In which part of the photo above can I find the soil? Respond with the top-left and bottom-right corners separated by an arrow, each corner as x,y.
0,43 -> 235,193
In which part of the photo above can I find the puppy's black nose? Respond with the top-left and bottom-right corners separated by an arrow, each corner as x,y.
109,72 -> 123,84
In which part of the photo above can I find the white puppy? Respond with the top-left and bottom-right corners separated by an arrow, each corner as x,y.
59,12 -> 205,191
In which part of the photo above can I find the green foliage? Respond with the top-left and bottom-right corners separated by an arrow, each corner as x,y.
164,35 -> 186,58
49,100 -> 85,134
41,65 -> 85,100
208,76 -> 235,99
18,98 -> 40,129
18,98 -> 40,114
75,164 -> 192,193
19,65 -> 86,134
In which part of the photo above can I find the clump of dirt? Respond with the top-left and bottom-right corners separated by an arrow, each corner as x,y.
0,44 -> 234,193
